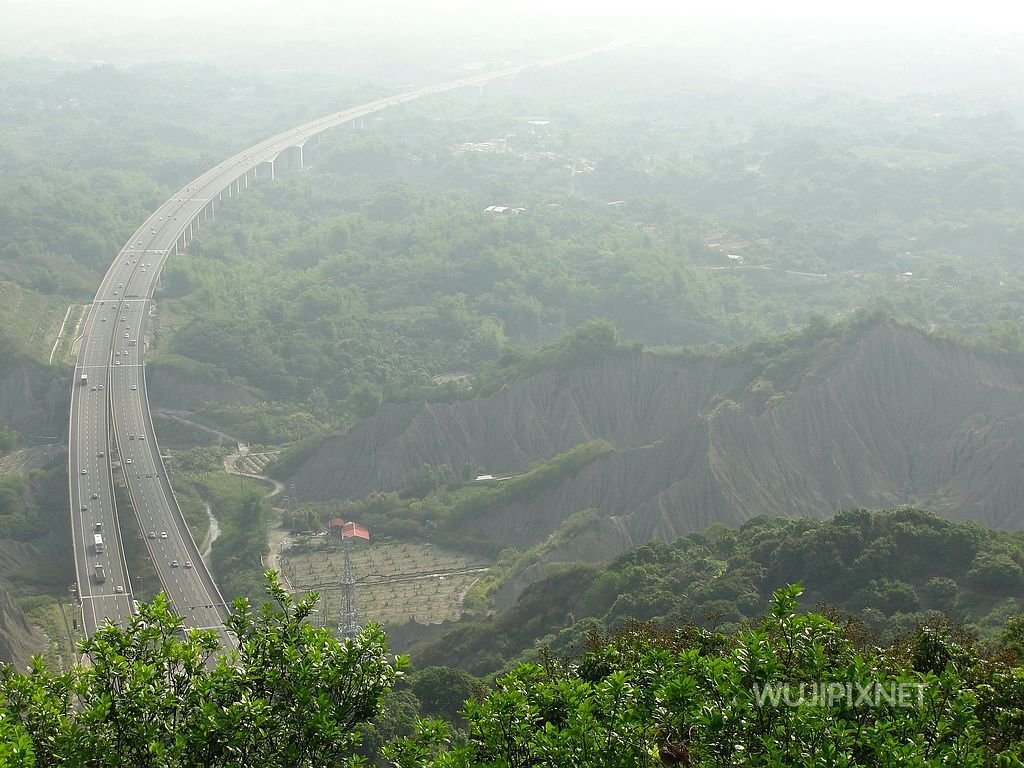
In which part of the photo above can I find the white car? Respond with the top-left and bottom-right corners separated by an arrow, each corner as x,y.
125,458 -> 133,464
80,469 -> 87,474
115,585 -> 124,593
130,384 -> 137,391
160,531 -> 168,539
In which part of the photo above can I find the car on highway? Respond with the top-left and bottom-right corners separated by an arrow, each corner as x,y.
130,384 -> 137,391
80,504 -> 87,511
184,560 -> 193,569
124,332 -> 130,338
98,384 -> 104,390
115,585 -> 124,593
125,458 -> 133,464
80,469 -> 87,474
139,434 -> 145,440
97,451 -> 104,457
91,492 -> 99,499
160,531 -> 168,539
101,317 -> 106,322
170,560 -> 179,568
148,531 -> 156,539
129,434 -> 135,440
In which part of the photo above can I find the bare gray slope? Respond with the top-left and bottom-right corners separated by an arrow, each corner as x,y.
0,346 -> 68,440
0,540 -> 49,665
0,583 -> 44,666
291,321 -> 1024,552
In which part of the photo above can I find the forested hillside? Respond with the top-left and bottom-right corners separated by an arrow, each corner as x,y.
409,507 -> 1024,675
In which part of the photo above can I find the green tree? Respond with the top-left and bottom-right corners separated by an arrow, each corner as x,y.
410,666 -> 479,723
0,572 -> 407,767
348,381 -> 384,419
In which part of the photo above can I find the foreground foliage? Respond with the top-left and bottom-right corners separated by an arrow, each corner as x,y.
0,573 -> 405,767
3,578 -> 1024,766
388,585 -> 1024,767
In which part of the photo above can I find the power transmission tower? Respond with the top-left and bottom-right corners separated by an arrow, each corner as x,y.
338,536 -> 359,638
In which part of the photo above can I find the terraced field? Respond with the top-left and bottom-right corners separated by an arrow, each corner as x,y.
233,451 -> 277,475
279,540 -> 490,627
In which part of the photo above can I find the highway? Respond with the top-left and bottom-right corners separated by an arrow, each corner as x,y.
69,37 -> 628,643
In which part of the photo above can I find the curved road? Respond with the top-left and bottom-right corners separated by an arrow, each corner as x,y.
69,37 -> 628,642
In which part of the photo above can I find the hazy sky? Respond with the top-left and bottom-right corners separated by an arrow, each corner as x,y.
1,0 -> 1021,76
3,0 -> 1024,28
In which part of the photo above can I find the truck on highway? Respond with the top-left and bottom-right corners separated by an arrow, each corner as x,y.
93,533 -> 105,554
94,564 -> 105,583
80,373 -> 88,385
